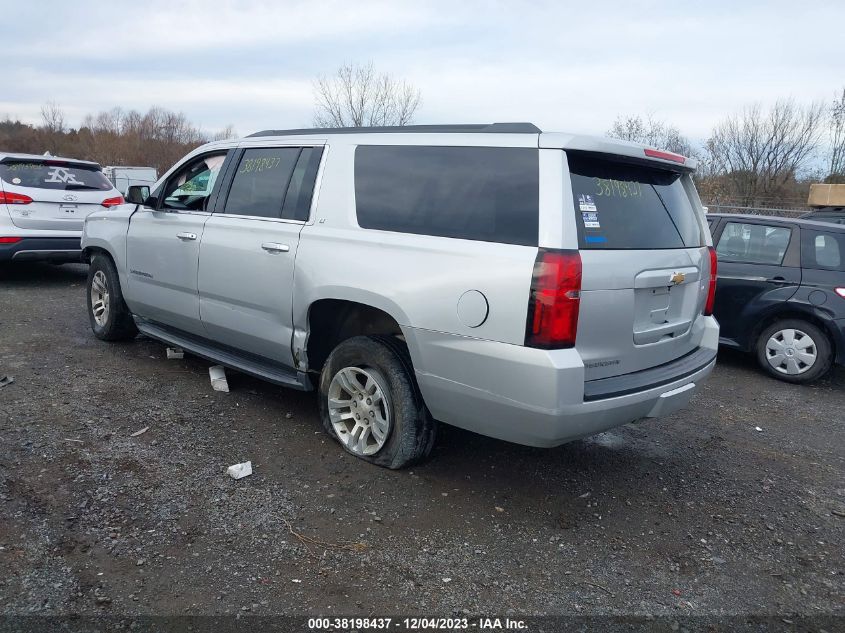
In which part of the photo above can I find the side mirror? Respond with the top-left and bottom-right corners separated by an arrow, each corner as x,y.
126,185 -> 151,205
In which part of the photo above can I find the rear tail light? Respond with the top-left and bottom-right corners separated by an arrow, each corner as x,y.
836,288 -> 845,298
0,191 -> 33,205
525,249 -> 582,349
703,246 -> 718,316
644,148 -> 686,164
101,196 -> 124,208
0,237 -> 23,244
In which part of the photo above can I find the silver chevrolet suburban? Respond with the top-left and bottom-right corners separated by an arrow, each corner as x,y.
81,123 -> 719,468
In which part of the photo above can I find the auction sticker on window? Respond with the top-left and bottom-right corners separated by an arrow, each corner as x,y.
578,194 -> 597,212
581,211 -> 600,228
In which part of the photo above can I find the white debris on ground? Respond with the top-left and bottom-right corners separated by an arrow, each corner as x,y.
130,426 -> 149,437
209,365 -> 229,392
166,347 -> 184,360
0,375 -> 14,388
227,461 -> 253,480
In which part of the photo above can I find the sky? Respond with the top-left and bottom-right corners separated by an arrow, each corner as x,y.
3,0 -> 843,148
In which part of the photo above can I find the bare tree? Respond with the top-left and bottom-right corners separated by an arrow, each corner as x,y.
607,114 -> 695,157
829,88 -> 845,182
705,99 -> 825,206
211,124 -> 238,141
40,101 -> 65,134
313,62 -> 421,128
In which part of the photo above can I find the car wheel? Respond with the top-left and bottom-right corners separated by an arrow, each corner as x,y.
318,335 -> 437,469
87,253 -> 138,341
756,319 -> 833,384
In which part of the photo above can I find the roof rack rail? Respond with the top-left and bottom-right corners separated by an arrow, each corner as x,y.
246,122 -> 541,138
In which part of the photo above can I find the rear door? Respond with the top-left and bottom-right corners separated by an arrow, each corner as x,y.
565,152 -> 711,380
0,158 -> 120,231
197,144 -> 324,366
712,219 -> 800,345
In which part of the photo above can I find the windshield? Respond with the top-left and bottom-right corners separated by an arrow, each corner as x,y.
0,160 -> 112,191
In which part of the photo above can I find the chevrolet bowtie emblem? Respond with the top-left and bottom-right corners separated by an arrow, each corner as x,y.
670,272 -> 686,285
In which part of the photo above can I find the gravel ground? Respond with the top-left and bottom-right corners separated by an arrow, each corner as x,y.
0,263 -> 843,622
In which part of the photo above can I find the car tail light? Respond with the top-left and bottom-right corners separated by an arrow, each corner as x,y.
0,236 -> 23,244
0,191 -> 33,205
525,249 -> 582,349
703,246 -> 718,316
101,196 -> 124,208
836,288 -> 845,298
644,148 -> 686,164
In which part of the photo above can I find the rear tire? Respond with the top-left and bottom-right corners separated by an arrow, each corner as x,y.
755,319 -> 832,384
318,335 -> 437,468
87,253 -> 138,341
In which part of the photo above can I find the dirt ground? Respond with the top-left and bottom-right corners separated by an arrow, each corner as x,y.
1,263 -> 843,623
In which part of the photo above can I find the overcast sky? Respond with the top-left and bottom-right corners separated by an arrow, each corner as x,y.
4,0 -> 843,147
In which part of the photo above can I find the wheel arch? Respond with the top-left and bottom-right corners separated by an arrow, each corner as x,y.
303,297 -> 411,374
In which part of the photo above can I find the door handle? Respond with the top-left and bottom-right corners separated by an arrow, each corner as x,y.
261,242 -> 290,253
177,232 -> 197,241
767,276 -> 789,284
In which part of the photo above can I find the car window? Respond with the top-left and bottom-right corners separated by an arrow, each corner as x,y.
715,222 -> 791,265
223,148 -> 301,219
354,145 -> 539,246
801,230 -> 844,271
162,153 -> 227,211
0,159 -> 112,191
567,152 -> 702,250
280,147 -> 323,221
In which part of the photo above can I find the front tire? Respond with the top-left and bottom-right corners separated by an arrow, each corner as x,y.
318,335 -> 436,468
755,319 -> 833,384
87,254 -> 138,341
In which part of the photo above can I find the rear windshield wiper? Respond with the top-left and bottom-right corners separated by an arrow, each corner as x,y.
64,184 -> 103,191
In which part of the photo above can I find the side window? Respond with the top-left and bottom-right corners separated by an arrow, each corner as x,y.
223,148 -> 300,219
715,222 -> 791,265
281,147 -> 323,221
801,230 -> 844,271
162,153 -> 227,211
354,145 -> 539,246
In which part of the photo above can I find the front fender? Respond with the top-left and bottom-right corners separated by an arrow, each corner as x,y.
81,204 -> 136,290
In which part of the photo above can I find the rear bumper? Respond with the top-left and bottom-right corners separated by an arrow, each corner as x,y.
407,316 -> 719,447
0,237 -> 82,262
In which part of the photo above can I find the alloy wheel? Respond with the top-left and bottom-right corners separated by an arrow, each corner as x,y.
90,270 -> 110,327
327,366 -> 391,456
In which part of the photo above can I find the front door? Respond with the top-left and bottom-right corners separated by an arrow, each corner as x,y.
713,219 -> 801,346
198,145 -> 323,366
125,152 -> 230,335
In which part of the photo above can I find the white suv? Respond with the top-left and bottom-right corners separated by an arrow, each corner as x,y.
0,153 -> 124,263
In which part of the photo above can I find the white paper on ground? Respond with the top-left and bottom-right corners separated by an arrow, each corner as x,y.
209,365 -> 229,392
227,461 -> 253,479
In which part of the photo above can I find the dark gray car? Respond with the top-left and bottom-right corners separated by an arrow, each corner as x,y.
709,213 -> 845,383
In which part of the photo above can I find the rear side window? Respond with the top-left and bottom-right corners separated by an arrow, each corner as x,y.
568,153 -> 702,249
802,230 -> 844,271
355,146 -> 539,246
224,148 -> 300,218
716,222 -> 792,265
281,147 -> 323,221
0,160 -> 112,191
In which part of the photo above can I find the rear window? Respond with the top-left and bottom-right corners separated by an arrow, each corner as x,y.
0,160 -> 112,191
568,153 -> 702,249
802,230 -> 845,271
354,146 -> 539,246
